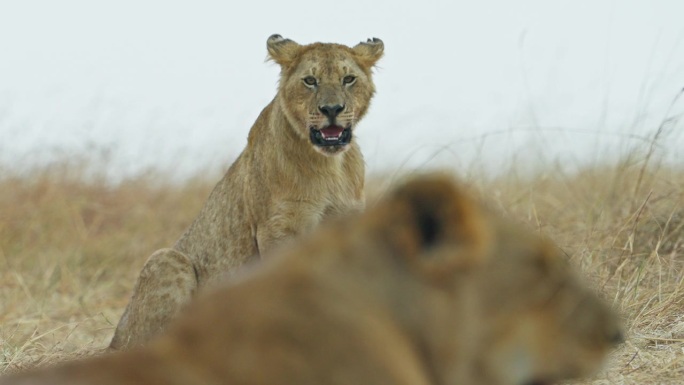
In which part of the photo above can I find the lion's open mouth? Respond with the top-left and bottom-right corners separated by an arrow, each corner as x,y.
309,125 -> 352,147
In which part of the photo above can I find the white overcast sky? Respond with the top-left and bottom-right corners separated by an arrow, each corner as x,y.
1,0 -> 683,179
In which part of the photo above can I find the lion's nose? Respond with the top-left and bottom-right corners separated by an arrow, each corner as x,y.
318,104 -> 345,119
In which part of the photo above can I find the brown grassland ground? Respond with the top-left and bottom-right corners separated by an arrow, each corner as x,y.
0,155 -> 682,384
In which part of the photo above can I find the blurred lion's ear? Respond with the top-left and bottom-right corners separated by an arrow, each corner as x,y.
266,34 -> 301,67
378,174 -> 491,278
352,37 -> 384,68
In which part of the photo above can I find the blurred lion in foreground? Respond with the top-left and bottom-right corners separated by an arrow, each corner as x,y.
1,174 -> 622,385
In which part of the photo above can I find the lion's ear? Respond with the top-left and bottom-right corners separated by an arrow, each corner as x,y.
380,174 -> 491,276
266,34 -> 301,67
352,37 -> 384,68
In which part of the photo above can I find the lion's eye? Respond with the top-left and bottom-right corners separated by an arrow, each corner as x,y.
303,76 -> 318,86
343,75 -> 356,85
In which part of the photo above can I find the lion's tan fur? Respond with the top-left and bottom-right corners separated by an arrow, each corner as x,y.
109,35 -> 384,349
2,175 -> 622,385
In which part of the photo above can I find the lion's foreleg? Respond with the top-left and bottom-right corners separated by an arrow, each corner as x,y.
109,248 -> 197,350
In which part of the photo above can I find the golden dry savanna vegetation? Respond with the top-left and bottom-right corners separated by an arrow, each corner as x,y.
0,152 -> 682,384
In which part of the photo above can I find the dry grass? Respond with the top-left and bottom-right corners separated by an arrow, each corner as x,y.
0,162 -> 214,371
481,161 -> 684,384
0,159 -> 683,383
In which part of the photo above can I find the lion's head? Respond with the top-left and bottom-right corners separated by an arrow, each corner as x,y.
367,175 -> 623,385
473,224 -> 624,385
266,34 -> 383,156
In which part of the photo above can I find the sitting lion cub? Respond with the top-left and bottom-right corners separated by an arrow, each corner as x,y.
109,34 -> 384,349
1,174 -> 622,385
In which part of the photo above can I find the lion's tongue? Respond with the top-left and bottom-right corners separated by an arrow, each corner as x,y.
320,126 -> 345,139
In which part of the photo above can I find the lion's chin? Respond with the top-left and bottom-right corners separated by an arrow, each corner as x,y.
309,125 -> 352,156
312,143 -> 351,156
